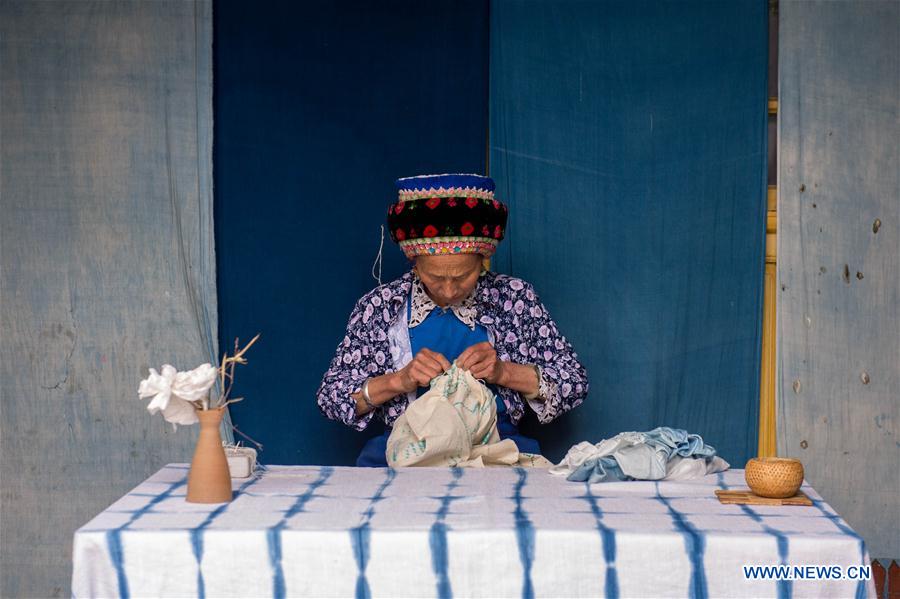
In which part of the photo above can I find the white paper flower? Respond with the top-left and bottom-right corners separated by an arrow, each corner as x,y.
138,363 -> 216,427
172,363 -> 218,402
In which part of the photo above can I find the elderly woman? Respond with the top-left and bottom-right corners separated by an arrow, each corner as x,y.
317,173 -> 589,466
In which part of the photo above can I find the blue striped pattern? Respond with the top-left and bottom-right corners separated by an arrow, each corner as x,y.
583,482 -> 619,598
512,468 -> 535,599
190,475 -> 261,598
810,498 -> 869,599
716,473 -> 792,599
107,475 -> 187,599
430,468 -> 463,598
351,469 -> 396,599
85,466 -> 872,598
267,467 -> 333,599
655,482 -> 708,599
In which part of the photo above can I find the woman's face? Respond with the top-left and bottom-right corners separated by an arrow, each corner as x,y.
414,254 -> 484,307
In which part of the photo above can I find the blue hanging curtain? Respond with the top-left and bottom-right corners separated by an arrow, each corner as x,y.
214,0 -> 489,465
489,0 -> 768,465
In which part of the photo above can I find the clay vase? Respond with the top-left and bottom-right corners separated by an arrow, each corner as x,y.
186,407 -> 233,503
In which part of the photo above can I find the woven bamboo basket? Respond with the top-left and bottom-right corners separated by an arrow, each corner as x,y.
744,457 -> 804,498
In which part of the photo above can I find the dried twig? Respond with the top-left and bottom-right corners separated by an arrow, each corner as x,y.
225,337 -> 239,401
219,352 -> 227,393
213,333 -> 261,408
220,396 -> 245,408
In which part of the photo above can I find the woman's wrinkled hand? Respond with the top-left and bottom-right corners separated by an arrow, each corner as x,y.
397,348 -> 451,393
458,341 -> 504,384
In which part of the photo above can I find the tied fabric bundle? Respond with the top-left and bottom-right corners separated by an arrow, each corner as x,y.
386,363 -> 550,468
551,427 -> 729,483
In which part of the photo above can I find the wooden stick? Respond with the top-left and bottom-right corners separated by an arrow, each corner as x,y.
212,333 -> 261,409
221,397 -> 245,408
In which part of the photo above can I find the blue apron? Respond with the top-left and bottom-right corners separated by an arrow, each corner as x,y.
356,296 -> 540,466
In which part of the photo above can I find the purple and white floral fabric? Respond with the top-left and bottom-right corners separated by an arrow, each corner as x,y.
316,270 -> 589,430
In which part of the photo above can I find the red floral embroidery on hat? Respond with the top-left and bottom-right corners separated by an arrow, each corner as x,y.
482,225 -> 491,236
460,222 -> 474,236
425,197 -> 441,209
465,197 -> 479,208
492,200 -> 500,210
409,227 -> 417,238
395,202 -> 405,214
447,198 -> 457,207
494,225 -> 503,238
423,225 -> 438,237
395,229 -> 406,241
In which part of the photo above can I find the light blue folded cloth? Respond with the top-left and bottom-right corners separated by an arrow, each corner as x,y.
562,427 -> 726,483
569,455 -> 630,482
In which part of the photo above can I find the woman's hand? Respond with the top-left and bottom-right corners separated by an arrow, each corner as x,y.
397,348 -> 451,393
457,342 -> 504,384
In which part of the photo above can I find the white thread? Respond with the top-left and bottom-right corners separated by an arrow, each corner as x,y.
371,224 -> 384,285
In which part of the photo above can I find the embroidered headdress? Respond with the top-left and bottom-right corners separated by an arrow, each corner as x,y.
387,173 -> 508,259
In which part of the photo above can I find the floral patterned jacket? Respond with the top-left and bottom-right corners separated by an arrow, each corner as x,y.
316,270 -> 589,431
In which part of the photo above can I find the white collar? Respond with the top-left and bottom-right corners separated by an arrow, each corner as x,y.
409,273 -> 479,330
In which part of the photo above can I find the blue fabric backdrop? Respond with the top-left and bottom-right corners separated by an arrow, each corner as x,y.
214,0 -> 489,465
216,0 -> 767,467
489,0 -> 768,465
2,2 -> 216,594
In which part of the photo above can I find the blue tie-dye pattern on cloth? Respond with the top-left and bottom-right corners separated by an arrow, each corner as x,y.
72,465 -> 875,598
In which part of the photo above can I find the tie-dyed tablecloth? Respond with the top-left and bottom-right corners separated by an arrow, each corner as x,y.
72,465 -> 874,598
